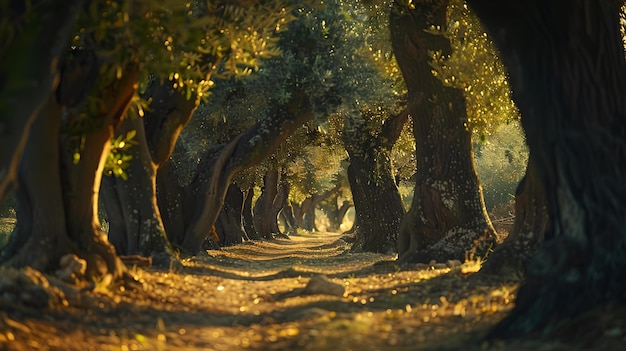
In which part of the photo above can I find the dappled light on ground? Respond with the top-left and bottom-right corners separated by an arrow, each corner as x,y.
1,231 -> 623,350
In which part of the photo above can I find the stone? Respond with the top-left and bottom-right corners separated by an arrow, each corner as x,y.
301,275 -> 345,297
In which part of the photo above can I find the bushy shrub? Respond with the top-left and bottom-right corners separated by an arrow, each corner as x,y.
474,121 -> 528,212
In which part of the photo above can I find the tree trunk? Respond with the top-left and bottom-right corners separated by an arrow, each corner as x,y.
253,169 -> 280,239
294,183 -> 343,232
181,91 -> 314,254
1,101 -> 74,271
320,195 -> 352,233
280,202 -> 298,235
343,107 -> 408,253
156,159 -> 188,238
1,64 -> 136,281
467,0 -> 626,337
302,205 -> 317,232
390,0 -> 497,264
215,183 -> 246,246
291,200 -> 309,229
242,188 -> 259,240
271,171 -> 289,236
335,201 -> 352,231
347,156 -> 405,253
101,81 -> 197,258
101,117 -> 170,257
0,1 -> 83,201
479,156 -> 549,280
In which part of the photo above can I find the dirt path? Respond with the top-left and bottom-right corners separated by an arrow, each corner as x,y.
1,231 -> 624,350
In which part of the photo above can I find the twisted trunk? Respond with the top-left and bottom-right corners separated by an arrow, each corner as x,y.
215,183 -> 247,246
253,169 -> 280,239
280,202 -> 298,235
344,108 -> 407,253
467,0 -> 626,337
347,156 -> 405,253
1,66 -> 136,281
390,0 -> 497,264
101,81 -> 197,258
101,117 -> 170,257
242,188 -> 259,240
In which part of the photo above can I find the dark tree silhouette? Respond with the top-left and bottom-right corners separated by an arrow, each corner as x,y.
0,1 -> 84,202
467,0 -> 626,336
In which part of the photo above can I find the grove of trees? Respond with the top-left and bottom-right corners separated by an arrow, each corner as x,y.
1,0 -> 624,342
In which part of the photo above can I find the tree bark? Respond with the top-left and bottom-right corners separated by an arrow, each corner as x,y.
101,81 -> 197,258
242,187 -> 259,240
1,65 -> 137,281
320,195 -> 352,233
215,183 -> 246,246
157,144 -> 194,249
253,169 -> 280,239
390,0 -> 497,264
479,156 -> 549,280
101,117 -> 170,257
1,101 -> 74,271
291,199 -> 310,229
343,107 -> 407,253
0,1 -> 83,202
280,202 -> 298,235
347,156 -> 405,253
302,204 -> 317,232
293,183 -> 342,232
467,0 -> 626,337
271,172 -> 290,236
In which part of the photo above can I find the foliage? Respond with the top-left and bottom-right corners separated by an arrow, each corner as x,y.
56,0 -> 295,175
251,0 -> 396,120
0,0 -> 29,60
428,0 -> 520,140
474,121 -> 528,210
286,143 -> 348,204
357,0 -> 406,98
72,0 -> 291,105
103,130 -> 138,180
181,0 -> 398,199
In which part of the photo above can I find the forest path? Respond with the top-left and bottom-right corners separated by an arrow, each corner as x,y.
2,231 -> 612,350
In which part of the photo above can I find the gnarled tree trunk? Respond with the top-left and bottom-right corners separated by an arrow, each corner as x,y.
347,157 -> 405,253
242,187 -> 259,240
319,195 -> 351,233
253,169 -> 281,240
251,169 -> 289,239
1,65 -> 137,281
390,0 -> 497,264
344,108 -> 407,253
292,183 -> 342,232
215,183 -> 247,246
1,101 -> 74,271
467,0 -> 626,337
